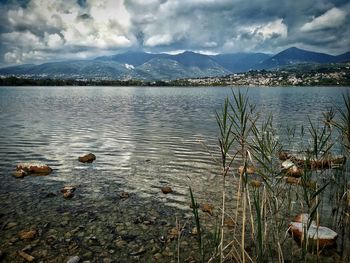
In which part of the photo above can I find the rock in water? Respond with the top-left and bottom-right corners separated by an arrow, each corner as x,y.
238,166 -> 256,176
279,151 -> 346,170
202,203 -> 214,216
250,179 -> 262,188
16,163 -> 52,175
66,256 -> 80,263
119,192 -> 129,199
288,213 -> 338,248
294,213 -> 315,224
161,186 -> 172,194
281,159 -> 294,170
281,160 -> 303,177
78,153 -> 96,163
61,185 -> 76,199
13,169 -> 27,178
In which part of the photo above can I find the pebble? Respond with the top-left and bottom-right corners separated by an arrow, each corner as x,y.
250,179 -> 262,188
21,245 -> 32,252
19,229 -> 37,240
162,247 -> 174,257
224,218 -> 235,229
66,255 -> 80,263
201,203 -> 214,215
9,236 -> 19,245
154,252 -> 162,260
180,240 -> 188,246
116,223 -> 124,232
83,251 -> 93,259
129,246 -> 146,256
167,227 -> 178,239
119,192 -> 129,199
238,166 -> 256,175
115,239 -> 127,247
18,251 -> 34,262
4,222 -> 18,229
191,227 -> 198,235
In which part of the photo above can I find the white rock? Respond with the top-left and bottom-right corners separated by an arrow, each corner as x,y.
66,256 -> 80,263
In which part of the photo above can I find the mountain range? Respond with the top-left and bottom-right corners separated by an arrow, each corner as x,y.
1,47 -> 349,81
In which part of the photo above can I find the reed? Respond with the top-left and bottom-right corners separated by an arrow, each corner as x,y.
188,90 -> 349,262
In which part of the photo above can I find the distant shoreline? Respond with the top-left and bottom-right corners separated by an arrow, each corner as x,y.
1,76 -> 350,87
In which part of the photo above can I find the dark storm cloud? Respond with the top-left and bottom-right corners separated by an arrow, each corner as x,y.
0,0 -> 349,66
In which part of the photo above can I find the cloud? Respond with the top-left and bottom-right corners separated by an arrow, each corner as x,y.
0,0 -> 350,66
301,7 -> 347,32
0,0 -> 133,64
239,19 -> 288,41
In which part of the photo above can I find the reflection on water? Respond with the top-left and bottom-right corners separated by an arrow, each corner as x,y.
0,86 -> 348,261
0,86 -> 347,202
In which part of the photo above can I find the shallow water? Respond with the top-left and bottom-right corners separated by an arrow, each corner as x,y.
0,86 -> 348,262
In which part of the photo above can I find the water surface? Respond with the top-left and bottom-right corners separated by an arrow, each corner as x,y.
0,86 -> 348,262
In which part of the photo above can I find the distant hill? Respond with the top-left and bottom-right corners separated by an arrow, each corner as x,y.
1,47 -> 349,80
336,51 -> 350,62
95,51 -> 159,66
0,51 -> 230,80
211,53 -> 271,73
256,47 -> 350,70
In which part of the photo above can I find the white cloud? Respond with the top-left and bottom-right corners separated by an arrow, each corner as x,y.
45,33 -> 64,49
2,0 -> 133,64
4,49 -> 46,64
144,34 -> 173,47
2,31 -> 44,49
242,19 -> 288,40
301,7 -> 347,32
258,19 -> 288,39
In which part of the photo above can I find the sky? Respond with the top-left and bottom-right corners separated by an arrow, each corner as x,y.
0,0 -> 349,67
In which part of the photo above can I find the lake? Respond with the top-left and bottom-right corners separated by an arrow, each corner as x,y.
0,86 -> 348,262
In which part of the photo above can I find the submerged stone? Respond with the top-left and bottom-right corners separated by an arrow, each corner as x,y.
4,222 -> 18,230
61,185 -> 76,199
250,179 -> 262,188
66,256 -> 80,263
18,229 -> 37,241
285,177 -> 316,189
119,192 -> 129,199
18,251 -> 34,262
202,203 -> 214,216
238,166 -> 256,176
